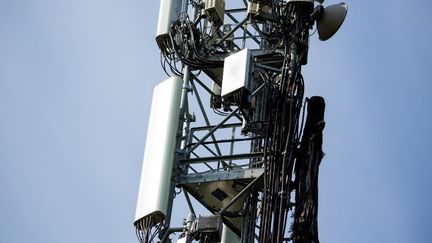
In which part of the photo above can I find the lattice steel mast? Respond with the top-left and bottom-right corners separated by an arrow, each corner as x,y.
134,1 -> 347,242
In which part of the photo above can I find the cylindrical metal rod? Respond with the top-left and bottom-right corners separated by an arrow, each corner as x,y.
183,190 -> 196,216
163,67 -> 192,241
179,66 -> 192,151
162,1 -> 196,239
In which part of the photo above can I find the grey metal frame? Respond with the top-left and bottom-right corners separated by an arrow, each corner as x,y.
160,0 -> 269,242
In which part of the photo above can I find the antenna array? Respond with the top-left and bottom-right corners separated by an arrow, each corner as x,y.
134,1 -> 347,242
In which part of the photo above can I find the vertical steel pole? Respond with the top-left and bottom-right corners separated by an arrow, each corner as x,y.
162,1 -> 198,241
163,68 -> 192,240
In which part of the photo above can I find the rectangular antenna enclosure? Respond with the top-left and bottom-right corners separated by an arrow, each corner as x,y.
205,0 -> 225,26
221,48 -> 253,103
156,0 -> 182,54
134,76 -> 183,229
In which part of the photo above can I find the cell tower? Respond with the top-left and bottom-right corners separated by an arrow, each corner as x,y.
134,0 -> 347,242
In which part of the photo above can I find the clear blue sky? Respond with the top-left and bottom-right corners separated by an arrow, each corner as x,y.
0,0 -> 431,243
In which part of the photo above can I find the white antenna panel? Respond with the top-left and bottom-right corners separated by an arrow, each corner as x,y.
156,0 -> 183,54
134,76 -> 183,228
221,48 -> 252,99
156,0 -> 182,37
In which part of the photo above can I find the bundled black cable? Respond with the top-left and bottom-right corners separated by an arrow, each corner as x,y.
292,96 -> 325,243
168,13 -> 225,69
